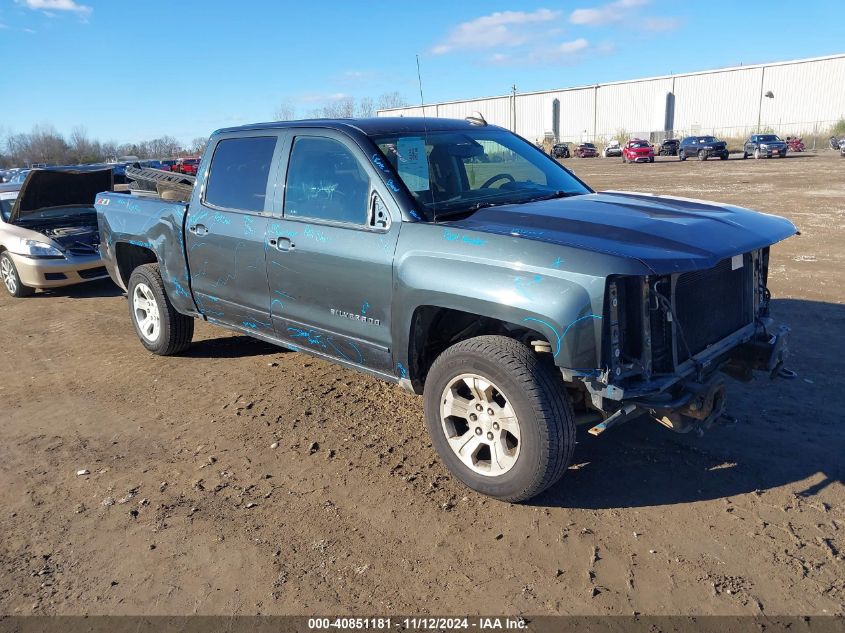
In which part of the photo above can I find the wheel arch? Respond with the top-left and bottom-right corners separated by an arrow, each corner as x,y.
114,242 -> 158,289
405,305 -> 552,394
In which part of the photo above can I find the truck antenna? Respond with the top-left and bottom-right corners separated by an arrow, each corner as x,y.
416,53 -> 435,220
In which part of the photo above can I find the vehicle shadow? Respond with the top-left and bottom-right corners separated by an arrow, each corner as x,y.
533,297 -> 845,509
34,278 -> 122,299
181,334 -> 289,359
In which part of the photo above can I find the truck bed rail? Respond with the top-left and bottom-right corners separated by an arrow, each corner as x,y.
125,166 -> 195,202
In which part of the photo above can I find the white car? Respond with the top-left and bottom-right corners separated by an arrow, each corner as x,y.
0,169 -> 112,297
603,140 -> 622,157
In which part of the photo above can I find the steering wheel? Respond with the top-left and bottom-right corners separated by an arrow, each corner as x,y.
480,173 -> 516,189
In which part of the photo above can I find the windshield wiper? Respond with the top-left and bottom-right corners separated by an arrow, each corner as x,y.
433,190 -> 577,221
433,200 -> 507,221
524,190 -> 573,203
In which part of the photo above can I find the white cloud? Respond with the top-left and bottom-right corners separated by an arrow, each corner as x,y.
16,0 -> 92,15
569,0 -> 648,26
488,38 -> 591,66
643,16 -> 681,31
558,38 -> 589,54
432,9 -> 561,55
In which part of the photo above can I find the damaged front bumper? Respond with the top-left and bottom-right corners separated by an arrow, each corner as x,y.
579,321 -> 790,436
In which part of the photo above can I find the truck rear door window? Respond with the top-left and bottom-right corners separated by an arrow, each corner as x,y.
205,136 -> 277,212
284,137 -> 369,224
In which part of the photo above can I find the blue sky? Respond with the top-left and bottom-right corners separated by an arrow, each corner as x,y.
1,0 -> 842,145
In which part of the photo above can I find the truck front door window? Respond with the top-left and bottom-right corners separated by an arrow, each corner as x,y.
283,137 -> 370,224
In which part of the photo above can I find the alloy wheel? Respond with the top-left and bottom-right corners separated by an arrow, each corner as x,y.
1,257 -> 17,295
133,282 -> 161,342
439,373 -> 521,477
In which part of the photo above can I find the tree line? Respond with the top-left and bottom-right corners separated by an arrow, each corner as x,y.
0,124 -> 208,169
1,92 -> 409,168
274,91 -> 408,121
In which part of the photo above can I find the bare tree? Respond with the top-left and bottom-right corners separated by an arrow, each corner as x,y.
377,91 -> 408,111
189,137 -> 208,156
356,97 -> 375,118
273,101 -> 297,121
318,96 -> 356,119
69,126 -> 100,164
146,136 -> 181,158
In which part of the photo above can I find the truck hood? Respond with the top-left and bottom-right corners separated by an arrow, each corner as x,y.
445,191 -> 797,274
10,169 -> 113,223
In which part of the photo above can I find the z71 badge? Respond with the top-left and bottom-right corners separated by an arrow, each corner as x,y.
330,308 -> 380,326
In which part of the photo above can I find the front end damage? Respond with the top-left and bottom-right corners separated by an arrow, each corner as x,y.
566,248 -> 792,436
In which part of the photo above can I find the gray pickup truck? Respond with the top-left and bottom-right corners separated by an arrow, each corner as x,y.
95,117 -> 796,502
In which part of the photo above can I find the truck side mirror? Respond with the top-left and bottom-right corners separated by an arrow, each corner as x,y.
370,192 -> 391,230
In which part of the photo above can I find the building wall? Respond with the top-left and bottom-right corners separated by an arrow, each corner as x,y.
378,54 -> 845,142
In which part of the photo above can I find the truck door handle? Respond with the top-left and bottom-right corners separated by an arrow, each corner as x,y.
189,224 -> 209,236
272,237 -> 294,251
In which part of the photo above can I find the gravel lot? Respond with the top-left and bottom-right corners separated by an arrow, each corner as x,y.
0,151 -> 843,616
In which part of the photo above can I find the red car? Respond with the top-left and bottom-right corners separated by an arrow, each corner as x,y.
172,158 -> 200,176
573,142 -> 598,158
622,139 -> 655,163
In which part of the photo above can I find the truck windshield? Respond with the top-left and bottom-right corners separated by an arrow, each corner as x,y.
372,128 -> 591,219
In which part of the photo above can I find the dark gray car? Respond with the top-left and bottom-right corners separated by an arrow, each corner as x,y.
744,134 -> 788,159
95,117 -> 796,502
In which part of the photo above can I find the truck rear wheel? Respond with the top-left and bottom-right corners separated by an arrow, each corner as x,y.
127,263 -> 193,355
423,335 -> 575,503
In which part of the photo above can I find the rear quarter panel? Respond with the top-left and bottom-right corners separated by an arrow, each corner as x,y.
95,192 -> 196,314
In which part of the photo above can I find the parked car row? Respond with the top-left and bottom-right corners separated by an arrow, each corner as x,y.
548,133 -> 814,163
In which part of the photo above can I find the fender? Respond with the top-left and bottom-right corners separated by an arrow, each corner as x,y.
390,223 -> 652,382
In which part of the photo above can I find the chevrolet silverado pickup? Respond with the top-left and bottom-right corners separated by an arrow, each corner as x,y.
95,116 -> 796,502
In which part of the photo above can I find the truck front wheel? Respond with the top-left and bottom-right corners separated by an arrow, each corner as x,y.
127,263 -> 194,355
423,335 -> 575,502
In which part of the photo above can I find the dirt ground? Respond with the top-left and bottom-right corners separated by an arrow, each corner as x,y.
0,151 -> 843,617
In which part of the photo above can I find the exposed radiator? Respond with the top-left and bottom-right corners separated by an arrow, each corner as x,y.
674,254 -> 753,362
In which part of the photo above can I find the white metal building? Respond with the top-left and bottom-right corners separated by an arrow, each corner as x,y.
377,54 -> 845,143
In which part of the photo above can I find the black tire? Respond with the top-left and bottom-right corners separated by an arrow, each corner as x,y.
423,335 -> 575,503
127,263 -> 193,355
679,150 -> 686,161
649,156 -> 655,163
0,251 -> 35,298
719,152 -> 728,160
742,152 -> 748,159
698,150 -> 707,161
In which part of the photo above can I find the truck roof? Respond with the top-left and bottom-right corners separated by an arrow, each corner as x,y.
214,117 -> 501,137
